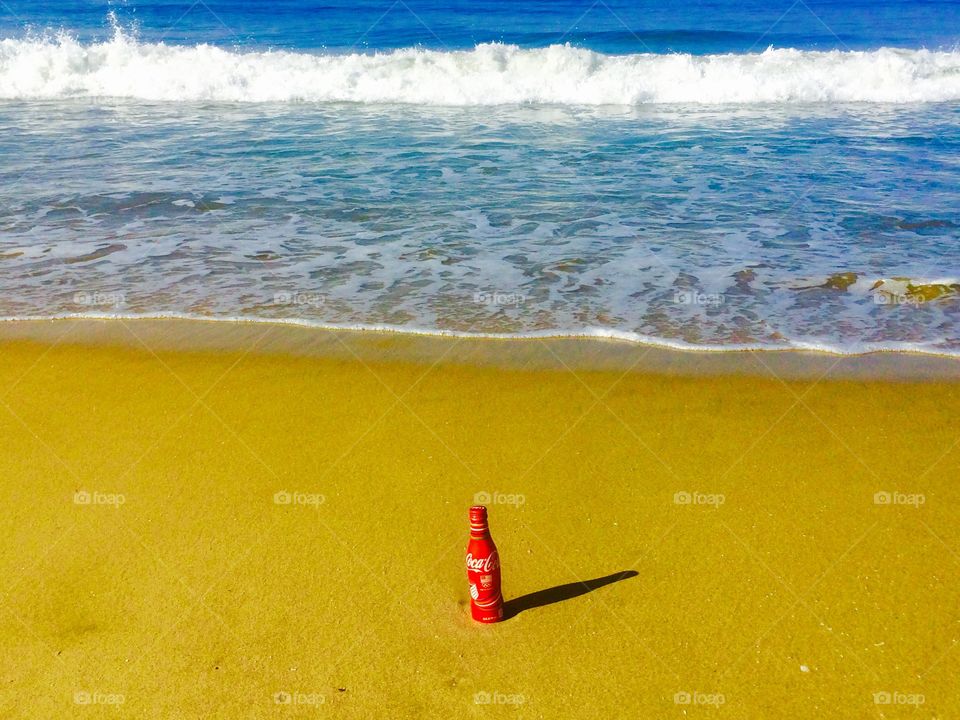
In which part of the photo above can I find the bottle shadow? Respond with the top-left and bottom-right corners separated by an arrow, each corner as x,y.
503,570 -> 638,620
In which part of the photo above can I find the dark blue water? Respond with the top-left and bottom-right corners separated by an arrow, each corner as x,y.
3,0 -> 959,52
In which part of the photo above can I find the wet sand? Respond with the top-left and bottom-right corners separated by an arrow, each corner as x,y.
1,319 -> 958,718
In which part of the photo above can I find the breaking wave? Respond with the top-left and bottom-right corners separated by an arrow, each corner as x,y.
2,28 -> 960,105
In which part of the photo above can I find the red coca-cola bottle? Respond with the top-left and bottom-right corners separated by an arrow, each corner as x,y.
466,505 -> 503,623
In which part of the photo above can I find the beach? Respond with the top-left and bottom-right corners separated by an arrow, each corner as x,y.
1,319 -> 958,717
3,0 -> 960,716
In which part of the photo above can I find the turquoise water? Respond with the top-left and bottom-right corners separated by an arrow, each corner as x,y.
0,2 -> 958,353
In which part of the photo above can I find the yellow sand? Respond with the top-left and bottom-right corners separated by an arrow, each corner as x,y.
1,320 -> 958,718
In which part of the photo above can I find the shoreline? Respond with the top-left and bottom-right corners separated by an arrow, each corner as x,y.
4,312 -> 960,358
1,316 -> 959,381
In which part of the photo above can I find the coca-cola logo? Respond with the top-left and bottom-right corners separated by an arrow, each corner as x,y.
466,552 -> 499,573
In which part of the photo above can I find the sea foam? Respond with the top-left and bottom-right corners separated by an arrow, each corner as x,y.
1,30 -> 960,104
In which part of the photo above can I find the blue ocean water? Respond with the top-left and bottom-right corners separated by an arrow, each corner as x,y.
4,0 -> 960,52
0,1 -> 959,353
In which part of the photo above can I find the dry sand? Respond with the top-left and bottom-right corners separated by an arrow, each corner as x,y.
1,319 -> 958,718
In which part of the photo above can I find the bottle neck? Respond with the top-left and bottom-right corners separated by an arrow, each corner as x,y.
469,522 -> 490,540
469,506 -> 490,538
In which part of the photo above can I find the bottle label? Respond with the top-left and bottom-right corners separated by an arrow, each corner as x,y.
465,552 -> 499,573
